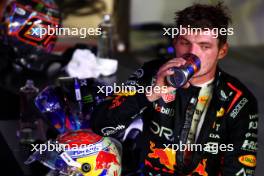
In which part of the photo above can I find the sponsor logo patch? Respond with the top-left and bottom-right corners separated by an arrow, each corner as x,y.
150,121 -> 174,141
249,121 -> 258,130
217,107 -> 225,117
249,114 -> 258,120
209,133 -> 220,139
147,141 -> 176,172
161,92 -> 176,103
101,125 -> 125,136
245,133 -> 257,138
241,140 -> 257,152
198,96 -> 209,104
154,104 -> 175,116
230,98 -> 248,118
238,155 -> 256,167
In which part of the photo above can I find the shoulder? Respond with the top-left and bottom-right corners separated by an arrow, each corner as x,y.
219,69 -> 257,103
217,69 -> 258,119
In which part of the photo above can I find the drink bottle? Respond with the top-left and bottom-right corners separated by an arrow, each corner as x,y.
18,79 -> 39,144
166,53 -> 201,88
97,14 -> 114,59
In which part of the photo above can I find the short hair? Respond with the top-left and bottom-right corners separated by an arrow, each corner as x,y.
175,2 -> 232,48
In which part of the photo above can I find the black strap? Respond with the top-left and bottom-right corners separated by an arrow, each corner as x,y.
173,86 -> 200,174
176,96 -> 198,171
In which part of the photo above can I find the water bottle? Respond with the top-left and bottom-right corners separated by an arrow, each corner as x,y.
97,14 -> 114,59
18,79 -> 39,144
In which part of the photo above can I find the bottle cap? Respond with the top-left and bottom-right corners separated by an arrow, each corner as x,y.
103,14 -> 111,22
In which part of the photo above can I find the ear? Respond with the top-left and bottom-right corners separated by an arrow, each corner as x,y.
218,43 -> 229,60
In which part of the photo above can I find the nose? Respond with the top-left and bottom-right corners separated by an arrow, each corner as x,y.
189,44 -> 200,57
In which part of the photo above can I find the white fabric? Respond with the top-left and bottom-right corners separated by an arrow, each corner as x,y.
66,49 -> 118,79
195,84 -> 213,142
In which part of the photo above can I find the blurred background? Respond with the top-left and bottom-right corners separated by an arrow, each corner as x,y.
0,0 -> 263,175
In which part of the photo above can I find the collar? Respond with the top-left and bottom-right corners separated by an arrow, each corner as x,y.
194,78 -> 215,87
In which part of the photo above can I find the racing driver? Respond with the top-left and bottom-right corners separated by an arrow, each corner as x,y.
91,3 -> 259,176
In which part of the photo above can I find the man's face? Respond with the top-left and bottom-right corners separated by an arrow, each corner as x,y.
174,29 -> 227,81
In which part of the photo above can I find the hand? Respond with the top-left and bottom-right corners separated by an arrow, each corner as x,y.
146,57 -> 190,102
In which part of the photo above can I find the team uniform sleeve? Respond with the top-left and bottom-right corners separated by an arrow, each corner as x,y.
90,65 -> 153,137
222,96 -> 258,176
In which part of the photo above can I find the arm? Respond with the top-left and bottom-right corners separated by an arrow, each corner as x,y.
90,65 -> 152,137
90,57 -> 188,137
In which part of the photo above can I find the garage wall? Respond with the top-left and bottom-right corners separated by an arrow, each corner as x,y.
130,0 -> 264,46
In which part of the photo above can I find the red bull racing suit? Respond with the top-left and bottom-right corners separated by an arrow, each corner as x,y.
90,58 -> 258,176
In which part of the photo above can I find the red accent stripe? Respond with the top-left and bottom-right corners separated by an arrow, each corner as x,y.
114,170 -> 117,176
227,82 -> 243,113
65,115 -> 71,129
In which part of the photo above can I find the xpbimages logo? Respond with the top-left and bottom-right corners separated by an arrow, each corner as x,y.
31,25 -> 102,38
97,83 -> 168,96
163,25 -> 234,38
163,141 -> 234,154
31,141 -> 102,154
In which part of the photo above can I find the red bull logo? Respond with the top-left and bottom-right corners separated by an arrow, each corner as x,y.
58,130 -> 102,147
147,141 -> 176,172
161,92 -> 176,103
109,96 -> 125,109
191,159 -> 208,176
95,151 -> 120,170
